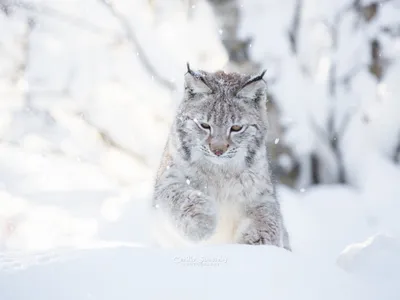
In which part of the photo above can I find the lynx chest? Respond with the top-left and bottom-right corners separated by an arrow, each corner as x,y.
200,176 -> 248,244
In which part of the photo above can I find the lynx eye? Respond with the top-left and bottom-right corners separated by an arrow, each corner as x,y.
230,125 -> 243,132
200,123 -> 211,130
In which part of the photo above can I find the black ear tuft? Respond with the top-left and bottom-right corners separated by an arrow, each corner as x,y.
184,62 -> 212,94
259,69 -> 267,80
236,69 -> 267,101
240,69 -> 267,90
186,62 -> 193,75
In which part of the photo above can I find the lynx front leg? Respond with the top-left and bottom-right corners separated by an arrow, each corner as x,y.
153,170 -> 217,242
234,200 -> 282,246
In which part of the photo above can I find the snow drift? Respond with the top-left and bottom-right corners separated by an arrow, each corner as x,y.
0,243 -> 391,300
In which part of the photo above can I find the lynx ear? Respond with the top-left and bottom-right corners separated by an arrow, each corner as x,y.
236,70 -> 267,102
184,62 -> 212,94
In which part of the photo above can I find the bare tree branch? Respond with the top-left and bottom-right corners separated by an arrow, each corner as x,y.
381,24 -> 400,38
16,1 -> 118,38
394,134 -> 400,163
17,0 -> 176,89
335,109 -> 356,141
338,64 -> 365,86
17,15 -> 56,124
77,112 -> 149,167
288,0 -> 303,54
98,0 -> 176,91
3,2 -> 151,169
308,116 -> 343,183
21,16 -> 34,107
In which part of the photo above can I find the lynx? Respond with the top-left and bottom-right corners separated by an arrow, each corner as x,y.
151,64 -> 291,250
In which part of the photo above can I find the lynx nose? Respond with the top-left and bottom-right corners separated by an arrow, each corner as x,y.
209,141 -> 229,156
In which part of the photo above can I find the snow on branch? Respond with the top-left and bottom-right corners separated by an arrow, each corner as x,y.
13,1 -> 117,38
16,14 -> 57,125
98,0 -> 176,92
394,134 -> 400,163
288,0 -> 302,54
77,112 -> 149,167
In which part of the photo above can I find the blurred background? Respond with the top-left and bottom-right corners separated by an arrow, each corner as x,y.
0,0 -> 399,260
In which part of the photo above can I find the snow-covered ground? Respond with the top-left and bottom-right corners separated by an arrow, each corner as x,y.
0,0 -> 400,299
0,243 -> 396,300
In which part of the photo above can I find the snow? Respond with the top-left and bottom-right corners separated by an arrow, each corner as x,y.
0,244 -> 389,300
0,0 -> 400,299
337,233 -> 400,296
338,233 -> 400,280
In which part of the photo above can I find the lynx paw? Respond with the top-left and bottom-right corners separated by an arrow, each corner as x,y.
235,219 -> 279,246
179,192 -> 216,241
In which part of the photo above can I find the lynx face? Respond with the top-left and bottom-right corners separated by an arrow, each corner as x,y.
174,65 -> 269,167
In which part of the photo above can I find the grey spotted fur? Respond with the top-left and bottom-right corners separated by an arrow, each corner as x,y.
151,65 -> 291,250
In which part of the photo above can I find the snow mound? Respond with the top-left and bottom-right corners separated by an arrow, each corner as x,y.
0,244 -> 387,300
337,234 -> 400,285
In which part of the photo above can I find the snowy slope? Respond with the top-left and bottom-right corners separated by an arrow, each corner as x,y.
0,244 -> 391,300
0,181 -> 400,300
